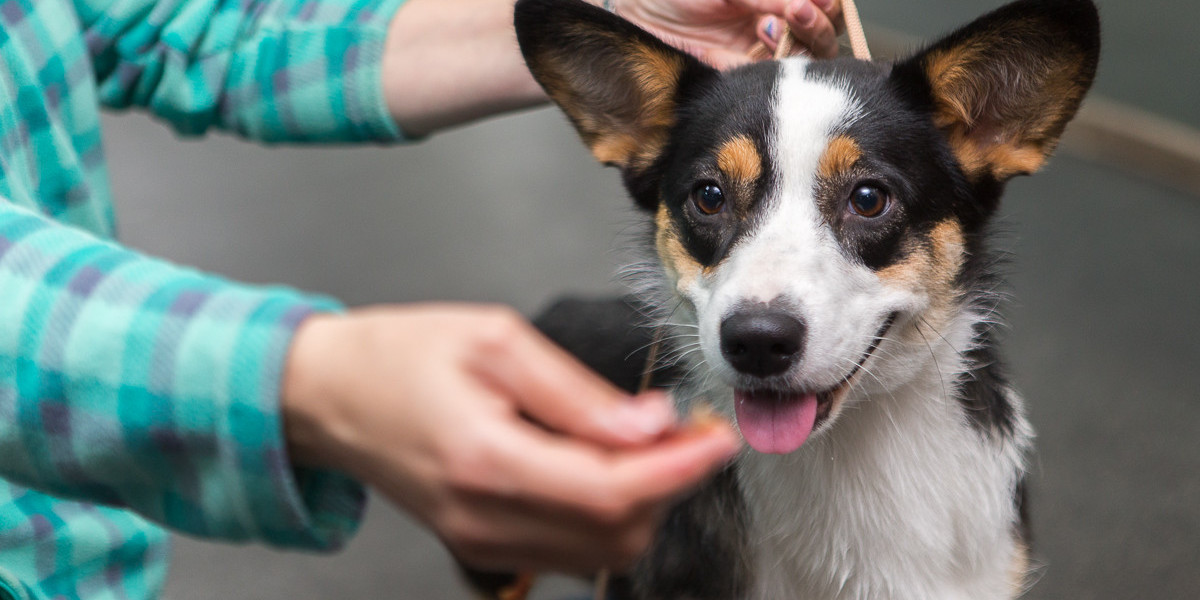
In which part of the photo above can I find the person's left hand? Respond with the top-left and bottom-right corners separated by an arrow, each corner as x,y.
612,0 -> 844,68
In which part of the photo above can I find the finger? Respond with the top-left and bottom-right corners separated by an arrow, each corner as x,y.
468,319 -> 676,447
812,0 -> 844,31
610,418 -> 743,501
443,492 -> 664,574
725,0 -> 789,14
785,0 -> 840,58
493,416 -> 741,517
756,15 -> 782,54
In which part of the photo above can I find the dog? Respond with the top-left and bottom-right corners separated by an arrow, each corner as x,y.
505,0 -> 1100,598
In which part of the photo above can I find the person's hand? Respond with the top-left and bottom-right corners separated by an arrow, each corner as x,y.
282,303 -> 740,573
381,0 -> 843,136
613,0 -> 845,67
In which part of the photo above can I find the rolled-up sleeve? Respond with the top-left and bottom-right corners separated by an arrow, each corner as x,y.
77,0 -> 411,143
0,201 -> 364,551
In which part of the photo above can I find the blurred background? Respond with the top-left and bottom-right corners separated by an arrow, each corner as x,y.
97,0 -> 1198,598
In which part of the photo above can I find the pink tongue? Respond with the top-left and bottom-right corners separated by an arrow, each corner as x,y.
733,390 -> 818,454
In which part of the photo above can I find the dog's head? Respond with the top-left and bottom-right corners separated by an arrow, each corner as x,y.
516,0 -> 1099,454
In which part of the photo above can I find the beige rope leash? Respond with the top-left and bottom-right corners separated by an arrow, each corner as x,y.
753,0 -> 872,61
841,0 -> 872,61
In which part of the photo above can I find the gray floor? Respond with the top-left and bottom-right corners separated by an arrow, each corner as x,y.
100,1 -> 1198,598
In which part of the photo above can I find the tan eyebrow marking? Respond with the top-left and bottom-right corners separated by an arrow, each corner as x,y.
818,135 -> 863,179
716,135 -> 763,186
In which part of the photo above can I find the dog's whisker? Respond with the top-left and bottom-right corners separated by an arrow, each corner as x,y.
913,317 -> 951,406
660,322 -> 700,330
658,345 -> 701,363
678,357 -> 712,384
625,331 -> 698,359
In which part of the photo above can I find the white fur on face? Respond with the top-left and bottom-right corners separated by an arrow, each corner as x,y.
676,59 -> 917,397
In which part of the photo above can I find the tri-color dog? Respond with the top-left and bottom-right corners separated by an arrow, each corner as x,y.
512,0 -> 1100,597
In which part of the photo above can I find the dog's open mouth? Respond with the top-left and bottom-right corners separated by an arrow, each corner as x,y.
733,314 -> 896,454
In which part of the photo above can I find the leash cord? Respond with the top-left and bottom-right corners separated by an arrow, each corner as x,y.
756,0 -> 872,61
841,0 -> 872,61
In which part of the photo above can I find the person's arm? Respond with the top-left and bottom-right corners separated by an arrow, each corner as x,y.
74,0 -> 839,142
76,0 -> 410,142
0,202 -> 362,550
0,197 -> 739,569
382,0 -> 844,137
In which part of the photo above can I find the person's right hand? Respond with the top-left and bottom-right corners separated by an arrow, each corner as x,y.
616,0 -> 846,68
281,303 -> 741,573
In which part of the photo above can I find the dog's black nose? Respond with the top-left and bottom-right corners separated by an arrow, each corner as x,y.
720,310 -> 806,377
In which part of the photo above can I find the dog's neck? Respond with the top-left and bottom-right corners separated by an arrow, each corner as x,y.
680,311 -> 1030,599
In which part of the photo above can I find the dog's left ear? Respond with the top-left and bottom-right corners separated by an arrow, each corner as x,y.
515,0 -> 716,209
892,0 -> 1100,183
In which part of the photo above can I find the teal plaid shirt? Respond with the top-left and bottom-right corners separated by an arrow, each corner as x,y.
0,0 -> 409,598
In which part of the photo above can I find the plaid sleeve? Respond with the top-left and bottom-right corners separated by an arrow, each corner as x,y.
0,202 -> 365,551
76,0 -> 411,143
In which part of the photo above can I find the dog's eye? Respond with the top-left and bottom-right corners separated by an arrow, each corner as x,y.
848,185 -> 889,218
692,183 -> 726,215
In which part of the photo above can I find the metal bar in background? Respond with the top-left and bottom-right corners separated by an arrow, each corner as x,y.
1061,98 -> 1200,198
863,25 -> 1200,198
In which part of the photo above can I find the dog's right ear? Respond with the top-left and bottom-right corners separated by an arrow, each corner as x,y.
515,0 -> 716,209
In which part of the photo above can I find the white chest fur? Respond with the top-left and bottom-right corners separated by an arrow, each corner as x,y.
730,359 -> 1030,600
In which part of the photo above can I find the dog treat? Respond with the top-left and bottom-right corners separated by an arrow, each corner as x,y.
686,403 -> 722,429
665,402 -> 729,440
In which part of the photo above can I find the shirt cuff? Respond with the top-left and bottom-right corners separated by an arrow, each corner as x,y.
334,0 -> 414,143
227,0 -> 417,144
0,203 -> 368,551
202,293 -> 366,551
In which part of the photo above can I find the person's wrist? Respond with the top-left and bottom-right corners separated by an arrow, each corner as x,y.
282,313 -> 358,471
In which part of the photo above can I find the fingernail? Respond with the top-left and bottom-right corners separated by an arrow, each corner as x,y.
644,394 -> 678,435
764,17 -> 778,42
812,0 -> 834,11
621,393 -> 676,437
703,426 -> 743,464
793,1 -> 817,26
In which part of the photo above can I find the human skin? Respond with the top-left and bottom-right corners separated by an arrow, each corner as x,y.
284,305 -> 741,572
381,0 -> 843,137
